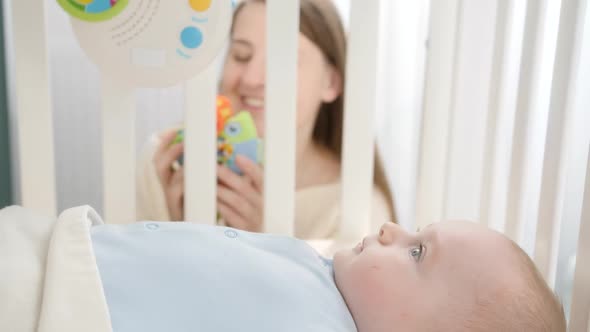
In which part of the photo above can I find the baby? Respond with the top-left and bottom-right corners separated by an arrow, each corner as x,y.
334,221 -> 567,332
0,206 -> 566,332
90,220 -> 565,331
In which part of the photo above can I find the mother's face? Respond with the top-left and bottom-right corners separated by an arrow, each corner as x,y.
220,2 -> 341,139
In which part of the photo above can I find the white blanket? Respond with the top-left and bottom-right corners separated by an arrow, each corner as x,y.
0,205 -> 112,332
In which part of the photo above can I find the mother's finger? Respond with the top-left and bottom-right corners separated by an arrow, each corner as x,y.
154,141 -> 184,185
166,168 -> 185,221
217,184 -> 255,220
217,201 -> 250,231
235,155 -> 264,192
217,165 -> 259,201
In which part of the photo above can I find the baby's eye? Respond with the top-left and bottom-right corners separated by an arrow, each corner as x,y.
409,244 -> 424,262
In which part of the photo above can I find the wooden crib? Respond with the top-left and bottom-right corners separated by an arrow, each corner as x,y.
4,0 -> 589,329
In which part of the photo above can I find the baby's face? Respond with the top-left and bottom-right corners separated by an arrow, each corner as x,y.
333,221 -> 521,332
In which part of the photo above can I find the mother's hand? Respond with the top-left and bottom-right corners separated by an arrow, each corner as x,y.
217,155 -> 264,232
153,129 -> 185,221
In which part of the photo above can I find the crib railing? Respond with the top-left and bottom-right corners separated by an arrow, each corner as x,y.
262,0 -> 299,234
7,0 -> 590,329
8,0 -> 382,237
10,0 -> 57,217
571,153 -> 590,331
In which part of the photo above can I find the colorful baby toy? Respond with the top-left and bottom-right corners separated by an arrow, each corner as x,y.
216,95 -> 233,133
174,95 -> 263,175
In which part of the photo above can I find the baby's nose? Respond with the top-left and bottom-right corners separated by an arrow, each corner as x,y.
378,222 -> 403,245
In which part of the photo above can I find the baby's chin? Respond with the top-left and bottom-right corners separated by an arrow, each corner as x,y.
331,251 -> 348,292
332,250 -> 345,274
332,245 -> 357,276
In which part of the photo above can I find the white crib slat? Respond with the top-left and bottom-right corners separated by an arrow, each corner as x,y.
101,78 -> 135,224
569,148 -> 590,332
263,0 -> 299,235
374,0 -> 429,231
480,0 -> 513,229
340,0 -> 382,239
504,0 -> 549,243
11,0 -> 57,216
444,0 -> 498,222
184,66 -> 217,224
534,0 -> 588,288
415,0 -> 461,229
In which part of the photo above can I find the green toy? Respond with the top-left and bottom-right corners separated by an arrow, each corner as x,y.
174,111 -> 263,175
217,112 -> 263,174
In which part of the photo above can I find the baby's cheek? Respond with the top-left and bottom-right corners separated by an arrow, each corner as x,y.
353,266 -> 388,300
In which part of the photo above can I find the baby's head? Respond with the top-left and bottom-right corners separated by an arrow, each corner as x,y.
333,221 -> 566,332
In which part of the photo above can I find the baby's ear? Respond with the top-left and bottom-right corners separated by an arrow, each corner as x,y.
321,65 -> 342,103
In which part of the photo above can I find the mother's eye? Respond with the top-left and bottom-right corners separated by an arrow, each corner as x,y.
231,51 -> 251,63
233,55 -> 250,63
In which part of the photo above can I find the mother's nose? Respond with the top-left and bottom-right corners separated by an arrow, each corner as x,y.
241,56 -> 266,87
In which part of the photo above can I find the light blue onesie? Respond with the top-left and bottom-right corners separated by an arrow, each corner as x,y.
91,222 -> 357,331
